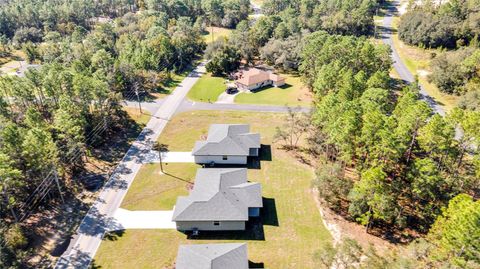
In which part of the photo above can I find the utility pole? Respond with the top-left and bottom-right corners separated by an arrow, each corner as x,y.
53,170 -> 64,203
134,82 -> 142,114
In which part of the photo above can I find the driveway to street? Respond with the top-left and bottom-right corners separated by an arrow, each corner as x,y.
111,209 -> 176,230
382,0 -> 445,116
55,62 -> 206,269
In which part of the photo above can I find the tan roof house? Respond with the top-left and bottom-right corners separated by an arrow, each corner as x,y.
235,68 -> 285,91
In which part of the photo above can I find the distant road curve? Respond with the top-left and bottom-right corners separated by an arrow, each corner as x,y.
381,0 -> 445,116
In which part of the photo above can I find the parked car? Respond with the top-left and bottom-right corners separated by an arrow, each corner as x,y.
226,86 -> 238,94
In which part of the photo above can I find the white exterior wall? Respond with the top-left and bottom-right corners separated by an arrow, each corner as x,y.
273,80 -> 285,87
176,221 -> 246,231
194,155 -> 247,165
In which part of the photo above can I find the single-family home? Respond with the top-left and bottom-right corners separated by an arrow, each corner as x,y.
235,68 -> 285,91
192,124 -> 261,165
176,243 -> 251,269
172,168 -> 262,231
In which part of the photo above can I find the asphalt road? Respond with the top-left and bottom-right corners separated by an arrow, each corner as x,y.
381,0 -> 445,116
177,100 -> 311,114
55,62 -> 207,269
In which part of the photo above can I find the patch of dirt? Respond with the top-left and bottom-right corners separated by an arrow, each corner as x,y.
312,189 -> 398,254
417,69 -> 431,77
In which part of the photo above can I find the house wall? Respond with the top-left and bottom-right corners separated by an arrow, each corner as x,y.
273,80 -> 285,87
194,155 -> 247,165
176,221 -> 246,231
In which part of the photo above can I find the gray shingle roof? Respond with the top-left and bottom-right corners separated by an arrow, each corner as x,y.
176,243 -> 248,269
172,168 -> 263,221
192,124 -> 261,156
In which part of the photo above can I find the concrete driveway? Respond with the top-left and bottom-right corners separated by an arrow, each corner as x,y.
111,208 -> 176,230
140,151 -> 195,163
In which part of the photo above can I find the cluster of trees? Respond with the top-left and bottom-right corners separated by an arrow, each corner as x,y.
398,0 -> 480,48
0,0 -> 254,265
314,194 -> 480,268
0,0 -> 249,48
428,46 -> 480,98
204,0 -> 381,74
300,31 -> 479,267
262,0 -> 379,36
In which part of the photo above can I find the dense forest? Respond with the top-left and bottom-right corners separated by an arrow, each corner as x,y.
205,0 -> 381,73
398,0 -> 480,110
398,0 -> 479,49
0,0 -> 250,267
301,31 -> 479,268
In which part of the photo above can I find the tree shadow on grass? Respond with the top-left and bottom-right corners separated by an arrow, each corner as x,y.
103,230 -> 125,241
55,250 -> 103,269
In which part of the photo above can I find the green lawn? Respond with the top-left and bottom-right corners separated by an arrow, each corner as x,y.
120,163 -> 199,210
202,27 -> 232,44
235,73 -> 312,107
94,111 -> 332,269
123,107 -> 151,126
187,73 -> 227,102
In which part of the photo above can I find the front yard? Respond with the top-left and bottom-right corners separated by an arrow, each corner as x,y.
235,73 -> 312,107
186,73 -> 227,102
94,111 -> 332,268
187,72 -> 313,106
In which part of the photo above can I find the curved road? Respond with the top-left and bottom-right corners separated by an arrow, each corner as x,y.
381,0 -> 445,116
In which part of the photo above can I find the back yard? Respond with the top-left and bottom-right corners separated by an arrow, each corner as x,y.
93,110 -> 332,268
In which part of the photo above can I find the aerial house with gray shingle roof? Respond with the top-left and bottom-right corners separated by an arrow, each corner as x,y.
172,168 -> 262,231
192,124 -> 261,165
176,243 -> 251,269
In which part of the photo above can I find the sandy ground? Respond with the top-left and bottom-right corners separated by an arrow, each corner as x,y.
312,189 -> 396,254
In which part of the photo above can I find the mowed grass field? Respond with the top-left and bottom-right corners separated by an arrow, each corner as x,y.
235,73 -> 313,107
94,111 -> 332,269
120,163 -> 199,210
187,73 -> 227,102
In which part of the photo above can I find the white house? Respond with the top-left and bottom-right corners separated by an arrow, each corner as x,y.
172,168 -> 263,231
192,124 -> 261,165
176,243 -> 251,269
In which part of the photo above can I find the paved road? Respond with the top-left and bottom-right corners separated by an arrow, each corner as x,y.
381,0 -> 445,116
55,62 -> 207,269
178,100 -> 311,114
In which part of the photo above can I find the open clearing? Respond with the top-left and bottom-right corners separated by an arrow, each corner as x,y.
202,27 -> 232,44
94,110 -> 332,268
